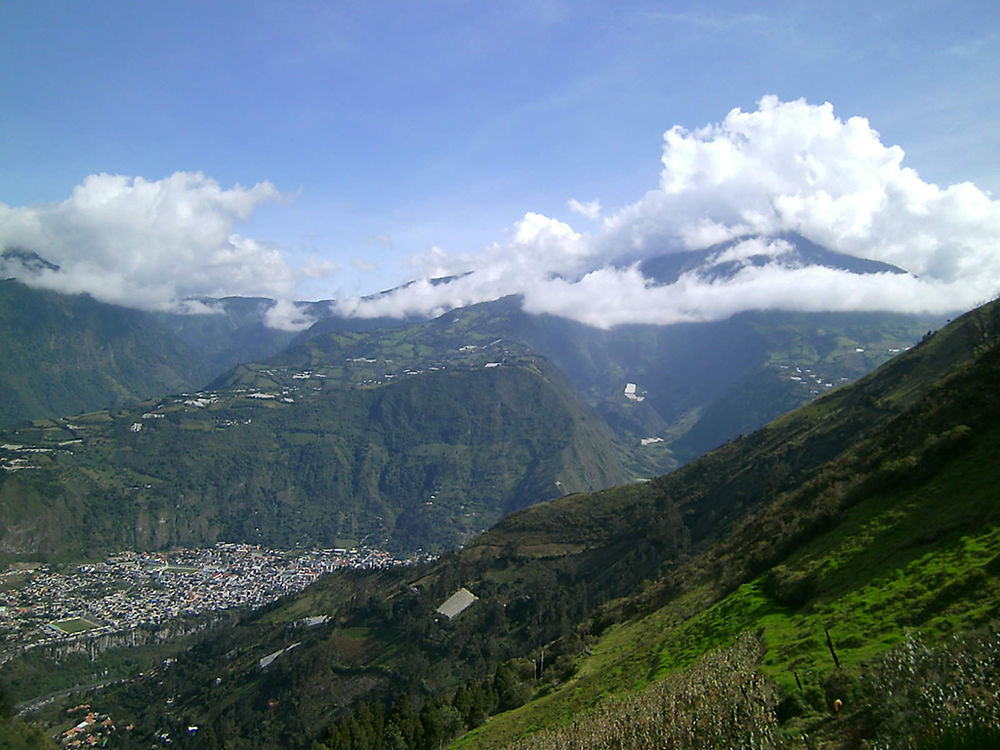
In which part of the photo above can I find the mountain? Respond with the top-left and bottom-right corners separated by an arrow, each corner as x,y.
0,257 -> 940,560
0,273 -> 339,428
0,278 -> 212,428
25,296 -> 998,749
310,293 -> 945,469
0,338 -> 628,559
2,241 -> 944,467
636,232 -> 906,285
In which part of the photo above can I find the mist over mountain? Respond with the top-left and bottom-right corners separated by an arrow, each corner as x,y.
0,274 -> 320,427
635,232 -> 907,286
1,234 -> 947,477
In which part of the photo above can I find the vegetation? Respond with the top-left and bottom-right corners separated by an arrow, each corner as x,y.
0,352 -> 628,558
0,269 -> 942,477
0,679 -> 55,750
316,296 -> 943,469
23,297 -> 996,749
0,278 -> 209,427
0,272 -> 317,427
504,633 -> 778,750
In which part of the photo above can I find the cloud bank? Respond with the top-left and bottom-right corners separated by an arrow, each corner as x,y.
3,98 -> 997,331
337,96 -> 1000,327
0,172 -> 321,330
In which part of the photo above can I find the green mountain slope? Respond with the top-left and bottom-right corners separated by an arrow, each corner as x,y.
311,297 -> 945,471
467,337 -> 1000,748
0,269 -> 326,427
0,279 -> 213,427
0,349 -> 628,559
1,260 -> 941,474
55,298 -> 1000,749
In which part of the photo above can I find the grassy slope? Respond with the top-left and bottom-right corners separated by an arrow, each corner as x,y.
464,438 -> 1000,746
455,305 -> 1000,747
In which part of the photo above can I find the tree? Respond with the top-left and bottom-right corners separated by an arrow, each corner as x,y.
493,664 -> 528,713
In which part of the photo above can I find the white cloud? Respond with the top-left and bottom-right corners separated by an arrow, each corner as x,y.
711,237 -> 794,265
521,264 -> 986,329
0,171 -> 308,323
263,298 -> 316,332
336,96 -> 1000,327
7,100 -> 998,332
567,197 -> 601,221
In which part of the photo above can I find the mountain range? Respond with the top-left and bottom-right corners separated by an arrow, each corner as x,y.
0,238 -> 946,560
1,237 -> 988,748
4,287 -> 995,749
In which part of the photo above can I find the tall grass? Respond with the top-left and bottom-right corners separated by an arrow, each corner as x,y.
863,628 -> 1000,749
506,632 -> 779,750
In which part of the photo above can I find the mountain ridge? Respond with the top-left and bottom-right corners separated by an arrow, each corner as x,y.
27,296 -> 998,749
0,350 -> 629,559
2,242 -> 946,468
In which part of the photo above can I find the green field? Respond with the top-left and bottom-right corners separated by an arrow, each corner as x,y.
50,617 -> 101,634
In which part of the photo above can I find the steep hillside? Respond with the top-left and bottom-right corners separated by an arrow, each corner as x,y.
465,306 -> 1000,748
150,296 -> 332,376
309,295 -> 944,471
305,234 -> 944,469
0,349 -> 628,559
0,246 -> 334,426
3,241 -> 942,467
54,298 -> 1000,749
0,279 -> 212,427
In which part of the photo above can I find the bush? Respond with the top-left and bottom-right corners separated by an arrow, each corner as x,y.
763,564 -> 817,607
861,629 -> 1000,749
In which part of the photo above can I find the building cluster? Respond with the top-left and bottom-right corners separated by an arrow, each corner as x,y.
0,543 -> 418,659
0,441 -> 71,472
59,704 -> 119,748
776,363 -> 842,396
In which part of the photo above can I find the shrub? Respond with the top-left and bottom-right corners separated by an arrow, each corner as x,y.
862,628 -> 1000,749
763,564 -> 817,607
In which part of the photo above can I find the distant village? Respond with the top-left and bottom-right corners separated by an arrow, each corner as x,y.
0,542 -> 431,664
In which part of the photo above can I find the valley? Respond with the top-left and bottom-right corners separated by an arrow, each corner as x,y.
2,543 -> 422,666
2,295 -> 995,749
2,11 -> 997,747
0,251 -> 987,750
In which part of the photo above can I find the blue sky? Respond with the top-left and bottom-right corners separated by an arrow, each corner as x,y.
1,1 -> 998,326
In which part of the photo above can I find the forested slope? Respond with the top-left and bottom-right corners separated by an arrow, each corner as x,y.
0,353 -> 627,559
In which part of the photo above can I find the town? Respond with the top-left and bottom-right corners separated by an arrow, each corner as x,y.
0,542 -> 430,662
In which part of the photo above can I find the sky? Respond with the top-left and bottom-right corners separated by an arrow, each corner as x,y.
1,0 -> 998,329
